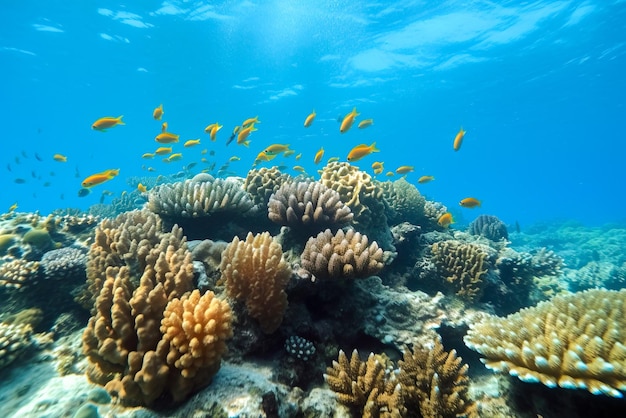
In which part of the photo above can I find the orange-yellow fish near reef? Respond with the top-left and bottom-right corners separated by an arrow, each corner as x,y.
254,151 -> 278,164
137,183 -> 147,193
418,175 -> 435,184
347,142 -> 380,162
438,213 -> 455,228
327,157 -> 340,163
167,153 -> 183,162
229,156 -> 241,162
314,147 -> 324,164
283,149 -> 295,157
293,166 -> 306,173
184,139 -> 201,147
358,119 -> 374,129
155,147 -> 172,155
453,127 -> 466,151
295,153 -> 302,160
53,154 -> 67,162
242,116 -> 260,127
395,166 -> 414,175
8,202 -> 17,213
81,169 -> 119,188
155,132 -> 179,143
237,124 -> 257,144
204,123 -> 219,133
372,161 -> 384,175
264,144 -> 290,155
153,104 -> 164,120
210,124 -> 222,141
304,110 -> 316,127
340,107 -> 359,133
142,153 -> 155,159
386,171 -> 395,177
92,115 -> 124,131
459,197 -> 481,208
161,122 -> 168,132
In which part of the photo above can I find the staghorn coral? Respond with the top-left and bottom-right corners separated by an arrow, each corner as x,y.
160,289 -> 233,401
464,288 -> 626,398
379,178 -> 426,226
396,339 -> 477,418
0,259 -> 40,289
219,232 -> 291,334
300,228 -> 384,280
148,176 -> 254,218
244,166 -> 291,207
468,214 -> 508,241
324,349 -> 405,418
430,240 -> 491,302
40,246 -> 88,280
268,180 -> 353,232
0,321 -> 35,369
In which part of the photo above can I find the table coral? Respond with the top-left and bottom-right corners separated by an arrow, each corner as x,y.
464,288 -> 626,398
219,232 -> 291,334
300,228 -> 384,280
268,180 -> 353,232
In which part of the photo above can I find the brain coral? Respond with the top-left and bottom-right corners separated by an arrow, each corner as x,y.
468,214 -> 508,241
219,232 -> 291,334
378,178 -> 426,226
244,166 -> 291,207
148,176 -> 254,218
464,288 -> 626,398
300,228 -> 384,280
268,180 -> 353,232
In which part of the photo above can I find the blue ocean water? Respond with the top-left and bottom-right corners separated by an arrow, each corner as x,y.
2,1 -> 625,227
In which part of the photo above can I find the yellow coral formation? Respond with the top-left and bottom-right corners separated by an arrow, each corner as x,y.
464,289 -> 626,398
0,321 -> 34,369
300,228 -> 384,280
244,166 -> 291,207
0,259 -> 40,289
219,232 -> 291,334
431,240 -> 490,301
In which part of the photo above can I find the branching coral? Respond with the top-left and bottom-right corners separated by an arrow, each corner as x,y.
464,288 -> 626,398
219,232 -> 291,334
268,180 -> 353,232
468,214 -> 508,241
430,240 -> 491,302
300,229 -> 384,280
148,176 -> 254,218
244,166 -> 291,207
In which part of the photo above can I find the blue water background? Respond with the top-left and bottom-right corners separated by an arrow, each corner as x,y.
2,1 -> 625,227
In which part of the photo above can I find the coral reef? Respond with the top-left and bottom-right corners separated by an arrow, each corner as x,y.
468,214 -> 508,241
430,240 -> 492,301
40,246 -> 88,281
268,180 -> 353,233
379,178 -> 426,226
300,228 -> 384,280
244,166 -> 291,207
0,259 -> 40,289
464,288 -> 626,398
219,232 -> 291,334
0,321 -> 35,369
284,336 -> 316,361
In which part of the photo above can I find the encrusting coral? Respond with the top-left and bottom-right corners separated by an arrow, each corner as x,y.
82,210 -> 232,406
268,180 -> 353,232
244,166 -> 291,207
324,339 -> 476,418
464,288 -> 626,398
218,232 -> 291,334
148,174 -> 254,218
430,240 -> 491,302
300,228 -> 384,280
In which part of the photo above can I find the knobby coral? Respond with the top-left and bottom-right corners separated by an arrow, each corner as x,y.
464,288 -> 626,398
0,321 -> 35,370
219,232 -> 291,334
244,166 -> 291,207
300,228 -> 384,280
0,259 -> 40,289
268,180 -> 353,232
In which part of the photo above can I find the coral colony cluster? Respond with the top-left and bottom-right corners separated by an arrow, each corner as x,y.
0,162 -> 625,416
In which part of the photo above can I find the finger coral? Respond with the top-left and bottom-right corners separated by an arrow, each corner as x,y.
268,180 -> 353,232
464,288 -> 626,398
0,259 -> 40,289
244,166 -> 291,207
219,232 -> 291,334
148,175 -> 254,218
300,228 -> 384,280
431,240 -> 491,302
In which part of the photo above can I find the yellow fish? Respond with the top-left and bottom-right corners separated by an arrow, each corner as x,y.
210,124 -> 223,141
263,144 -> 290,155
92,115 -> 124,131
153,104 -> 164,120
347,142 -> 380,162
101,168 -> 120,177
314,147 -> 324,164
8,202 -> 17,212
155,147 -> 172,155
204,123 -> 219,133
453,127 -> 466,151
161,122 -> 168,132
142,153 -> 155,159
137,183 -> 147,193
358,119 -> 374,129
242,116 -> 260,127
327,157 -> 340,163
167,153 -> 183,162
201,157 -> 208,163
385,171 -> 395,177
255,151 -> 278,163
340,107 -> 359,133
438,213 -> 455,228
395,166 -> 414,174
372,161 -> 384,175
459,197 -> 481,208
201,148 -> 208,155
82,172 -> 117,188
229,156 -> 241,161
418,175 -> 435,184
295,153 -> 302,160
237,124 -> 257,144
155,132 -> 180,143
293,165 -> 306,173
304,110 -> 316,127
53,154 -> 67,162
184,139 -> 201,147
283,149 -> 295,157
